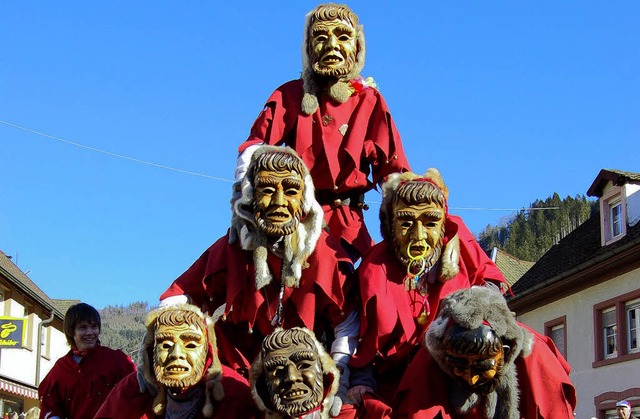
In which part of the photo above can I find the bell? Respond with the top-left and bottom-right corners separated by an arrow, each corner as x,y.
416,310 -> 428,326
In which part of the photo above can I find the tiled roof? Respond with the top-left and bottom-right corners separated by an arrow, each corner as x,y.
0,249 -> 65,321
492,248 -> 534,287
510,212 -> 640,298
587,169 -> 640,197
52,299 -> 82,315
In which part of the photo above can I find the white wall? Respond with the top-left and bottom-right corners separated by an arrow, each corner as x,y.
517,267 -> 640,419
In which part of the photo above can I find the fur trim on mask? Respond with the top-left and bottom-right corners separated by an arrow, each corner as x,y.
233,145 -> 324,289
249,327 -> 340,419
138,304 -> 224,418
300,4 -> 367,115
380,169 -> 458,282
424,285 -> 534,419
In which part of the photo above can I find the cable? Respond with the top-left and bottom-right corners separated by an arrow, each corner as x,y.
0,119 -> 233,183
0,119 -> 561,212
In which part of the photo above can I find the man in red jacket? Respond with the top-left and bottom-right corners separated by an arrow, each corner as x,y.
38,303 -> 135,419
347,169 -> 508,407
161,146 -> 358,415
236,3 -> 410,260
94,304 -> 258,418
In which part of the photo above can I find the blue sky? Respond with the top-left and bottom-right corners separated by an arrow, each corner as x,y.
2,2 -> 638,309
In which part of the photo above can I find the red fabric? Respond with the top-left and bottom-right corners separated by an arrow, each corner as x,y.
350,215 -> 506,403
337,395 -> 392,419
94,366 -> 259,418
38,345 -> 135,419
160,230 -> 354,375
239,79 -> 411,255
393,327 -> 576,418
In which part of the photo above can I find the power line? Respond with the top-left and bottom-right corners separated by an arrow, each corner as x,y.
0,119 -> 233,183
1,119 -> 561,213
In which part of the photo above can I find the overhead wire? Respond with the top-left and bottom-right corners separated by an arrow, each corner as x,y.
0,119 -> 558,212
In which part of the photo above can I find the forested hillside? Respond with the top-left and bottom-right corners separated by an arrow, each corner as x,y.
99,301 -> 154,359
478,193 -> 597,261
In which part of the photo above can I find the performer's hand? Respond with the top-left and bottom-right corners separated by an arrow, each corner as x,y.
346,385 -> 375,406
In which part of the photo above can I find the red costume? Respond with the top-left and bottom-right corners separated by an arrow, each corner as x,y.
350,215 -> 506,402
239,80 -> 411,255
94,366 -> 258,419
160,230 -> 354,375
38,345 -> 135,419
393,326 -> 577,418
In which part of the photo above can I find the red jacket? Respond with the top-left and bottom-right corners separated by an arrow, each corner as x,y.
394,327 -> 577,418
160,230 -> 354,375
94,366 -> 259,418
239,79 -> 411,255
350,216 -> 506,402
38,345 -> 135,419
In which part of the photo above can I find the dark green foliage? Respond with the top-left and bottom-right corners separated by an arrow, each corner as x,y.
478,193 -> 597,261
99,301 -> 155,359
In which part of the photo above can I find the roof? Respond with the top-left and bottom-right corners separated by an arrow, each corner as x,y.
0,249 -> 65,321
510,211 -> 640,301
587,169 -> 640,197
492,248 -> 534,287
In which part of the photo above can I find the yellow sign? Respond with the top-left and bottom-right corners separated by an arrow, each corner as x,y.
0,317 -> 25,349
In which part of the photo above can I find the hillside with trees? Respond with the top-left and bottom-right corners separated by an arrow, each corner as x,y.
478,193 -> 597,261
99,301 -> 154,359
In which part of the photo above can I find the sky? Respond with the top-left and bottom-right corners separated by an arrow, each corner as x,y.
2,2 -> 638,309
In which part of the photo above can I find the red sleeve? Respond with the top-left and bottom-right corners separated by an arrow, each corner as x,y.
38,359 -> 69,419
366,90 -> 411,185
448,215 -> 507,287
239,81 -> 301,153
94,372 -> 154,419
516,324 -> 577,418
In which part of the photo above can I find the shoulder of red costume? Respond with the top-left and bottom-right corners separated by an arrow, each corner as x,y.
312,230 -> 353,264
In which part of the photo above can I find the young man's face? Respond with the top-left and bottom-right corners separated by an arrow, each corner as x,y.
153,322 -> 207,389
253,169 -> 304,237
309,18 -> 357,77
73,320 -> 100,351
263,340 -> 324,416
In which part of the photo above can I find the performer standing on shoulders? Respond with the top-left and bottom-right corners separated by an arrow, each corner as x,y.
236,3 -> 410,260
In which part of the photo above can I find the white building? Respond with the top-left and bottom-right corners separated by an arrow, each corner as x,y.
0,250 -> 72,416
509,169 -> 640,419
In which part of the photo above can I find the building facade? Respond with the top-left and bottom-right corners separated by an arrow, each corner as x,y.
0,250 -> 70,417
508,169 -> 640,419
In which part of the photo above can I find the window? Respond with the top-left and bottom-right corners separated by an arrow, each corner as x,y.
41,325 -> 52,359
23,303 -> 35,351
602,308 -> 617,358
600,190 -> 626,245
610,200 -> 623,238
545,316 -> 567,359
627,299 -> 640,354
594,289 -> 640,367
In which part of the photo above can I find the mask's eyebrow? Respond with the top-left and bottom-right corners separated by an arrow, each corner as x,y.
290,350 -> 316,362
263,356 -> 288,370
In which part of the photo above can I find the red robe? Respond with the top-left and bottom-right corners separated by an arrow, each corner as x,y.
350,215 -> 506,402
239,79 -> 411,255
38,345 -> 135,419
94,366 -> 259,418
393,326 -> 577,418
160,230 -> 354,375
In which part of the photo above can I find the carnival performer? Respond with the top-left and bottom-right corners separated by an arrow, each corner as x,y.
346,169 -> 507,406
235,3 -> 410,259
393,285 -> 576,418
160,146 -> 358,415
38,303 -> 135,419
94,303 -> 258,418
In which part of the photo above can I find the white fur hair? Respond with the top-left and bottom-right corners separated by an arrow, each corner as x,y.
249,327 -> 340,419
425,285 -> 534,418
233,145 -> 324,289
